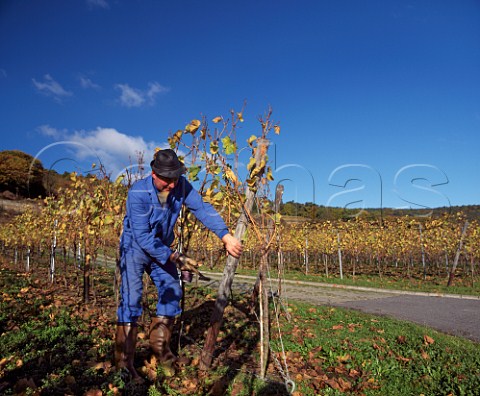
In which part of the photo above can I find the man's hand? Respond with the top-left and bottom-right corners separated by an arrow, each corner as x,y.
170,252 -> 211,282
221,233 -> 243,258
171,252 -> 200,273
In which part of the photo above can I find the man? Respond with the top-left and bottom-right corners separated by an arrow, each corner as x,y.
115,149 -> 242,381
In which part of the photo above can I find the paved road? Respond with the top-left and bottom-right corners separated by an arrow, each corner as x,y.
335,294 -> 480,342
199,273 -> 480,343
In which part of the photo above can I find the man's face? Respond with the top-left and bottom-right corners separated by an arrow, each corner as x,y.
152,172 -> 178,192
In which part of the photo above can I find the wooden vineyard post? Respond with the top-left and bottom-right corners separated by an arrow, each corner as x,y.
258,182 -> 284,378
199,138 -> 269,371
49,219 -> 58,283
83,241 -> 91,304
419,223 -> 426,281
337,230 -> 343,280
447,220 -> 469,287
274,184 -> 284,300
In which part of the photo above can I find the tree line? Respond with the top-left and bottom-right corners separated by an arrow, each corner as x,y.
280,200 -> 480,222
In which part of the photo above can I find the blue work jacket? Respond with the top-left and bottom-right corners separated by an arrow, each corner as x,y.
120,175 -> 229,265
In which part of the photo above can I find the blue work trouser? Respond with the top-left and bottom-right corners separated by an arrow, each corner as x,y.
117,248 -> 182,323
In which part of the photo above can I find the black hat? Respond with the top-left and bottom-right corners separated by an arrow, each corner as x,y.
150,149 -> 186,178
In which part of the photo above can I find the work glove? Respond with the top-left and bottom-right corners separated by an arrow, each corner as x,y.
172,252 -> 199,272
171,252 -> 210,283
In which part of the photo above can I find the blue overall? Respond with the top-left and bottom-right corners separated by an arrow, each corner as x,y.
117,175 -> 229,323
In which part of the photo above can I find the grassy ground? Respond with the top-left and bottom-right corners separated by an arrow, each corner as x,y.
0,258 -> 479,395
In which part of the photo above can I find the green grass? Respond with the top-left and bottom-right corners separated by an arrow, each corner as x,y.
271,302 -> 480,395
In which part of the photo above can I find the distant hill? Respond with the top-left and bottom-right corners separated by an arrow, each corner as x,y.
279,201 -> 480,222
0,149 -> 79,199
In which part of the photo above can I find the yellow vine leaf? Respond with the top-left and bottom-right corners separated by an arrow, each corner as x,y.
213,191 -> 224,201
185,120 -> 201,134
246,157 -> 256,172
266,166 -> 274,181
274,213 -> 282,225
210,141 -> 219,155
224,168 -> 238,184
207,164 -> 221,175
250,159 -> 265,178
212,116 -> 222,123
221,136 -> 237,155
114,175 -> 124,185
169,130 -> 183,148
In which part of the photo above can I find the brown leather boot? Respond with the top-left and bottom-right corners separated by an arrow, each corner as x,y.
115,323 -> 144,383
149,316 -> 189,375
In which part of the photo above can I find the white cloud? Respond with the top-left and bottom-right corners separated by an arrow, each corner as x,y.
115,81 -> 169,108
37,125 -> 166,179
115,84 -> 145,107
147,82 -> 168,99
38,124 -> 65,139
32,74 -> 73,101
79,76 -> 101,89
86,0 -> 109,9
0,69 -> 6,78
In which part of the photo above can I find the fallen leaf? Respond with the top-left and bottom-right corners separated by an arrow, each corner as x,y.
372,343 -> 382,350
14,377 -> 36,393
325,377 -> 352,392
337,377 -> 352,391
332,324 -> 344,330
396,335 -> 407,344
349,368 -> 360,377
421,350 -> 430,360
84,389 -> 102,396
191,356 -> 200,366
336,354 -> 351,363
424,335 -> 435,345
396,355 -> 411,363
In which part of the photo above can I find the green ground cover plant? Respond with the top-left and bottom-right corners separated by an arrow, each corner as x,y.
0,259 -> 479,395
271,303 -> 480,395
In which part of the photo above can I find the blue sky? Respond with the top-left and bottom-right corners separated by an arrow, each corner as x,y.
1,0 -> 479,210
